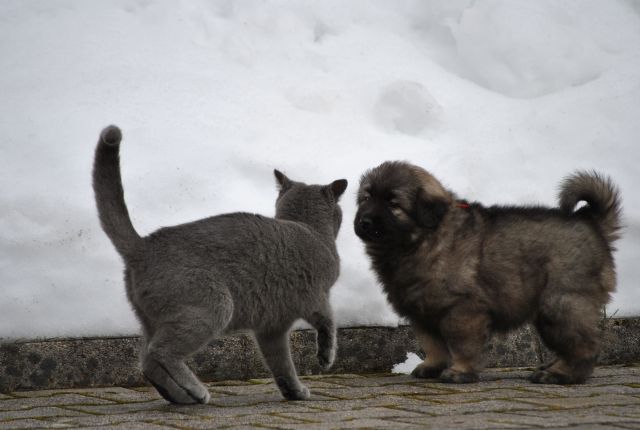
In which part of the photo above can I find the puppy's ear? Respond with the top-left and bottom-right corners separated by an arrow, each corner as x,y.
327,179 -> 348,201
274,169 -> 292,192
415,188 -> 449,229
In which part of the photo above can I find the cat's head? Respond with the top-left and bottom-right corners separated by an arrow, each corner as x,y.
274,169 -> 347,239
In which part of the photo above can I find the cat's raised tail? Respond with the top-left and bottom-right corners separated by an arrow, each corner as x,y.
93,125 -> 142,259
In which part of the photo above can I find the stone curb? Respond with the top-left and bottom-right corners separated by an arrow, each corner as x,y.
1,318 -> 638,393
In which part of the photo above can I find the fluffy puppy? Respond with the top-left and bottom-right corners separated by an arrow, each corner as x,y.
354,161 -> 621,384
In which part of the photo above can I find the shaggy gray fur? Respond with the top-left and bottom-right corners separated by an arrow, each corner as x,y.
92,125 -> 347,404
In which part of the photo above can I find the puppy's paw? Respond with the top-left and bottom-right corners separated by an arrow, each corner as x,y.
317,347 -> 336,370
411,363 -> 446,379
440,368 -> 479,384
536,360 -> 558,371
529,370 -> 578,385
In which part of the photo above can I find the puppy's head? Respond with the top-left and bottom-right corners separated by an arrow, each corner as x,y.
354,161 -> 452,245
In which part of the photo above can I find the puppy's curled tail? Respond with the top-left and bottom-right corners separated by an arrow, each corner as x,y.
92,125 -> 142,259
559,170 -> 622,244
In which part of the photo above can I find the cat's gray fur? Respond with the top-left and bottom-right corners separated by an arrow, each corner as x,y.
92,125 -> 347,404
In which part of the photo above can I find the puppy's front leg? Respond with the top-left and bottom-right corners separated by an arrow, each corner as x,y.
439,306 -> 491,383
411,328 -> 449,379
306,301 -> 336,370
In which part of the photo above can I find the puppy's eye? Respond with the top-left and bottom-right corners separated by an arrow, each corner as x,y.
388,201 -> 401,209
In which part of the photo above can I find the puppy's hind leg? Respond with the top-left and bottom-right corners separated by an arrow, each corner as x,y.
411,328 -> 449,379
531,294 -> 600,385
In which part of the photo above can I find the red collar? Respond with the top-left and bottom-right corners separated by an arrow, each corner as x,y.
457,202 -> 470,209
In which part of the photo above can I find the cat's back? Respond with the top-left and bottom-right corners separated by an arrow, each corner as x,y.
146,212 -> 285,253
142,212 -> 338,277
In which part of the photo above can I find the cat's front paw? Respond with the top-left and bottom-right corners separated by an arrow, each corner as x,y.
275,377 -> 311,401
318,347 -> 336,371
283,385 -> 311,401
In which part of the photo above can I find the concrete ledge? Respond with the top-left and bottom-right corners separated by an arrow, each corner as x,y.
1,318 -> 638,393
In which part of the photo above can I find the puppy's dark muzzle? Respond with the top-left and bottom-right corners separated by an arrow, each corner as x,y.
354,215 -> 382,241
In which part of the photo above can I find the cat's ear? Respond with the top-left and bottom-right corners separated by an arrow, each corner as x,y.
274,169 -> 292,192
325,179 -> 348,201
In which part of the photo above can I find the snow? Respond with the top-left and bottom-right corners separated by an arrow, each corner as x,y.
1,0 -> 639,339
392,353 -> 423,375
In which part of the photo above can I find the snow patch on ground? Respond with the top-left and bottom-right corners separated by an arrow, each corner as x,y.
392,352 -> 423,375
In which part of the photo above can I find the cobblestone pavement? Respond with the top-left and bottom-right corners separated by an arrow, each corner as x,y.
1,365 -> 639,429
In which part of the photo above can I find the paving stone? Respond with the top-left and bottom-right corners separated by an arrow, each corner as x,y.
65,399 -> 171,415
301,374 -> 367,381
562,425 -> 640,430
206,380 -> 348,397
10,387 -> 159,404
521,383 -> 640,397
294,395 -> 436,413
80,423 -> 173,430
42,410 -> 197,428
404,398 -> 550,416
206,379 -> 254,387
579,375 -> 640,385
0,418 -> 73,429
309,374 -> 418,388
164,401 -> 316,418
277,405 -> 426,423
263,418 -> 418,429
516,394 -> 640,409
160,413 -> 308,429
591,364 -> 640,377
0,406 -> 85,421
565,423 -> 636,430
207,382 -> 282,397
1,365 -> 639,429
11,388 -> 127,399
0,394 -> 115,410
207,393 -> 336,408
430,374 -> 538,393
614,423 -> 640,429
389,412 -> 537,429
410,388 -> 550,403
506,405 -> 640,427
82,387 -> 161,403
311,383 -> 449,400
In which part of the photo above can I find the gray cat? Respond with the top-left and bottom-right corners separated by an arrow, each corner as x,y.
92,125 -> 347,404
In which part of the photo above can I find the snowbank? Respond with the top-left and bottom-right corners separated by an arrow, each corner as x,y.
1,0 -> 639,338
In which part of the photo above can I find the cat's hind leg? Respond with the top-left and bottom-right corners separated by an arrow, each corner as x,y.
142,289 -> 233,404
255,331 -> 310,400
